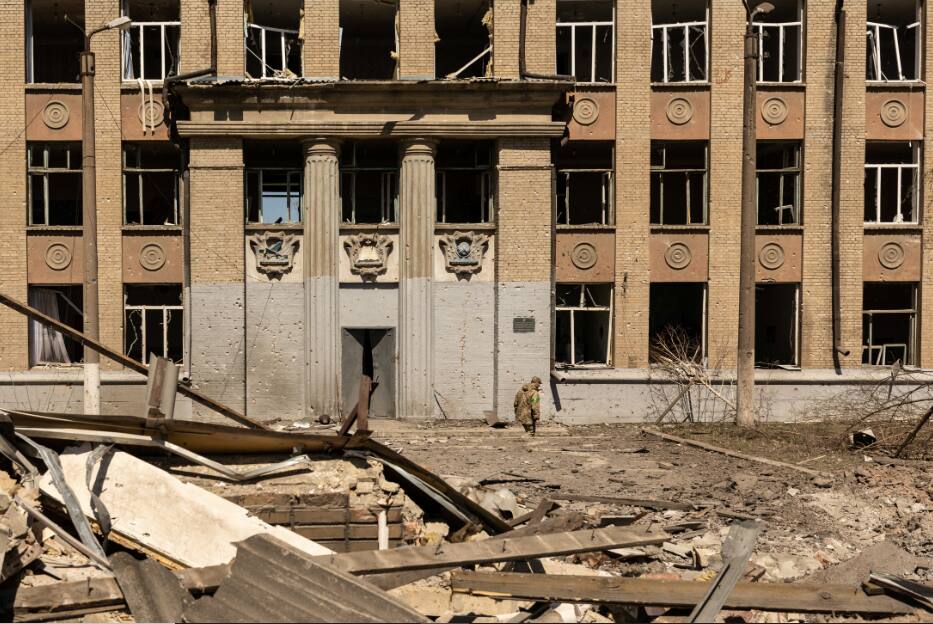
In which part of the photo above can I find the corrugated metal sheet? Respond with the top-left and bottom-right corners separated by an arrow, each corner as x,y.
182,534 -> 426,623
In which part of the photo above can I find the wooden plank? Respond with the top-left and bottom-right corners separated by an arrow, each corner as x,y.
688,520 -> 760,622
449,572 -> 914,615
551,494 -> 693,511
316,540 -> 399,553
252,506 -> 403,525
642,428 -> 829,478
291,523 -> 403,541
312,525 -> 668,575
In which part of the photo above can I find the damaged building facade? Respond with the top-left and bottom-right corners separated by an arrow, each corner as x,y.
1,0 -> 933,423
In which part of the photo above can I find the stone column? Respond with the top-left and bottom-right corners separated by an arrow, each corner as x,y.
398,139 -> 436,418
303,139 -> 341,419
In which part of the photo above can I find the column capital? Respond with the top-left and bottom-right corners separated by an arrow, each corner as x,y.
302,137 -> 341,156
400,137 -> 438,158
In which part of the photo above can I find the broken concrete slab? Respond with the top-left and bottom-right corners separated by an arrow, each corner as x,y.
806,540 -> 932,586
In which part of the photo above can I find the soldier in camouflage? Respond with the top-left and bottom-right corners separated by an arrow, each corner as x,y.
514,376 -> 542,436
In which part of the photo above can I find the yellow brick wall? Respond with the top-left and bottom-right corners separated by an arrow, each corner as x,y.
216,0 -> 244,77
0,1 -> 27,370
497,138 -> 552,283
180,0 -> 212,73
614,0 -> 650,368
303,0 -> 340,77
398,0 -> 434,79
189,137 -> 244,282
526,0 -> 556,76
492,0 -> 520,78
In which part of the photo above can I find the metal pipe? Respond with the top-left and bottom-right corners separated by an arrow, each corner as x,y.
80,45 -> 101,416
519,0 -> 573,81
830,1 -> 849,372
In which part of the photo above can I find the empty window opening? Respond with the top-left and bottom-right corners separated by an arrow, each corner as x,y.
862,282 -> 917,366
341,141 -> 399,224
555,141 -> 614,226
123,143 -> 180,226
339,0 -> 397,80
650,141 -> 708,225
865,141 -> 920,224
436,0 -> 491,79
555,283 -> 613,367
28,142 -> 82,226
26,0 -> 83,83
436,141 -> 494,223
757,142 -> 801,225
867,1 -> 922,81
125,285 -> 184,364
556,0 -> 614,82
755,283 -> 799,367
28,285 -> 83,366
122,0 -> 180,81
649,283 -> 706,363
651,0 -> 708,83
246,0 -> 302,79
245,142 -> 303,224
752,0 -> 802,83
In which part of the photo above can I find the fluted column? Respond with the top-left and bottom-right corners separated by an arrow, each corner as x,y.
304,139 -> 341,419
398,139 -> 436,418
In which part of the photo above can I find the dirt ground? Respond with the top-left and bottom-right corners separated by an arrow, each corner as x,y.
374,420 -> 932,587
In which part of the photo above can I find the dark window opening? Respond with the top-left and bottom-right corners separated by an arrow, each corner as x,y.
757,141 -> 801,225
27,0 -> 83,83
245,142 -> 303,224
123,143 -> 180,225
650,141 -> 708,225
867,1 -> 922,81
339,0 -> 397,79
246,0 -> 302,79
555,141 -> 614,225
755,283 -> 799,367
865,142 -> 920,224
125,284 -> 183,364
436,141 -> 494,223
649,283 -> 705,363
651,0 -> 707,83
341,141 -> 399,224
556,0 -> 614,82
435,0 -> 491,79
123,0 -> 180,81
752,0 -> 802,82
862,282 -> 917,367
28,142 -> 82,226
28,285 -> 83,365
555,283 -> 612,367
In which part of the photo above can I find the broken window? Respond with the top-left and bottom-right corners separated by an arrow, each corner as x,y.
864,142 -> 920,224
555,141 -> 614,226
755,283 -> 799,367
556,0 -> 614,83
246,0 -> 302,79
28,285 -> 83,366
756,142 -> 801,226
555,283 -> 613,367
649,283 -> 706,363
752,0 -> 802,83
862,282 -> 917,366
26,0 -> 83,83
867,2 -> 922,81
650,0 -> 708,83
650,141 -> 708,225
339,0 -> 397,80
125,285 -> 184,364
122,0 -> 180,81
123,143 -> 180,225
245,142 -> 303,224
436,0 -> 491,79
28,142 -> 82,226
436,141 -> 494,224
340,141 -> 398,224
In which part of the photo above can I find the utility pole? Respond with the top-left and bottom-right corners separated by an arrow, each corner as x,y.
77,15 -> 132,415
736,1 -> 773,427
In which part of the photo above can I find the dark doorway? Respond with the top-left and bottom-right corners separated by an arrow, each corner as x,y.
755,283 -> 799,367
341,328 -> 396,419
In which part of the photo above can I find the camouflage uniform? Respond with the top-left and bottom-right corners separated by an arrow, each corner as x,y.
514,377 -> 542,434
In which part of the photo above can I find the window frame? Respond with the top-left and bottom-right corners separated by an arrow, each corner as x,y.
556,169 -> 614,226
340,144 -> 399,225
752,13 -> 803,83
27,142 -> 82,226
651,16 -> 709,84
124,288 -> 184,364
756,142 -> 802,226
650,142 -> 709,226
556,2 -> 615,83
864,143 -> 921,225
245,22 -> 301,79
122,20 -> 181,82
245,167 -> 303,225
866,20 -> 922,82
123,145 -> 180,226
554,283 -> 614,368
862,284 -> 918,367
436,144 -> 495,225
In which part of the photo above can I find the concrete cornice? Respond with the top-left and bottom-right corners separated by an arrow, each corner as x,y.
176,120 -> 568,139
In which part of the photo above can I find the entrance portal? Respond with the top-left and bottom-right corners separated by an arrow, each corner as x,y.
341,328 -> 396,419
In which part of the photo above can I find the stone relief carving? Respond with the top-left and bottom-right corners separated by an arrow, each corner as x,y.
344,233 -> 393,282
666,98 -> 694,125
439,231 -> 490,278
570,242 -> 598,270
138,243 -> 166,271
44,243 -> 72,270
878,241 -> 906,270
42,101 -> 70,130
880,99 -> 908,128
572,97 -> 600,126
138,100 -> 165,128
249,231 -> 300,278
761,97 -> 788,125
664,243 -> 692,270
758,242 -> 786,270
